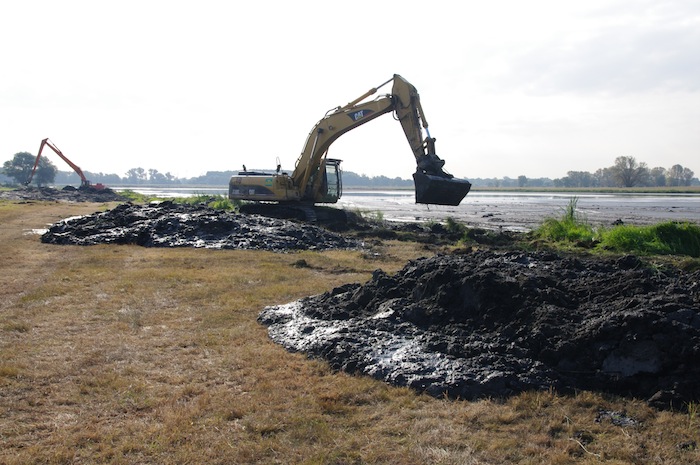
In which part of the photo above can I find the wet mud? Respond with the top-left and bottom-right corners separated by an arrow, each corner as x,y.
260,250 -> 700,408
0,186 -> 125,202
41,201 -> 357,251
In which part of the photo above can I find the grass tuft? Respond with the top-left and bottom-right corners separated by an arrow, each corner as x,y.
533,198 -> 700,257
533,197 -> 597,245
0,365 -> 20,378
174,194 -> 238,211
599,221 -> 700,257
118,189 -> 162,203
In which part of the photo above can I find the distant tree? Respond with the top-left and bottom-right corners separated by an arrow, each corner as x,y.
649,167 -> 667,187
2,152 -> 57,186
666,164 -> 695,187
525,177 -> 553,188
517,175 -> 527,187
32,158 -> 57,187
611,156 -> 649,187
682,167 -> 695,186
125,167 -> 147,183
500,176 -> 517,188
87,172 -> 122,185
565,171 -> 595,188
3,152 -> 35,185
593,167 -> 615,187
147,168 -> 168,183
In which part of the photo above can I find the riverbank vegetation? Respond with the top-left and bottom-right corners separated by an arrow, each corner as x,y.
531,197 -> 700,258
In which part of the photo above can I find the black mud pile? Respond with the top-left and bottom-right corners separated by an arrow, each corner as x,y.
0,186 -> 124,202
41,201 -> 357,251
260,250 -> 700,407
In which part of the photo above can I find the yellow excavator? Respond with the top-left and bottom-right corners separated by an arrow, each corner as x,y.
229,74 -> 471,220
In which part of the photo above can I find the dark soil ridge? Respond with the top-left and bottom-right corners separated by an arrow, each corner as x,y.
40,201 -> 358,251
259,249 -> 700,408
0,186 -> 125,202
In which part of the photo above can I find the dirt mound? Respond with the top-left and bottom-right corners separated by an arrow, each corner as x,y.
41,201 -> 358,251
260,250 -> 700,407
0,186 -> 124,202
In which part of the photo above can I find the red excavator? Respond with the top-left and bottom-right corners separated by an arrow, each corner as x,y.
25,138 -> 106,190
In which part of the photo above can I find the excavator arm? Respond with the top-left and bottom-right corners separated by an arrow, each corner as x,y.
26,138 -> 90,187
291,74 -> 470,205
291,95 -> 396,200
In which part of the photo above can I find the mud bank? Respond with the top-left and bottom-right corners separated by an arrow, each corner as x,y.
41,202 -> 358,251
260,250 -> 700,407
0,186 -> 124,202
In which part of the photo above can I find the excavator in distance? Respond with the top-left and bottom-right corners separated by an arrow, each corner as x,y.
229,74 -> 471,220
25,138 -> 106,190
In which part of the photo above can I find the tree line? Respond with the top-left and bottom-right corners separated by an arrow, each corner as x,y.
2,151 -> 697,188
550,156 -> 696,188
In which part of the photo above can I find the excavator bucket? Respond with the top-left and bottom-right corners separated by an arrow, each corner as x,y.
413,172 -> 472,206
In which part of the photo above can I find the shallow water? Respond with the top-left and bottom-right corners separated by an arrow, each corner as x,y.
338,190 -> 700,231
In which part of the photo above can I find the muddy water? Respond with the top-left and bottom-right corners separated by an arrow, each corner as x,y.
338,190 -> 700,231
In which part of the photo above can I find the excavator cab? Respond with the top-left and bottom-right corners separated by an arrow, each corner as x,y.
316,158 -> 343,203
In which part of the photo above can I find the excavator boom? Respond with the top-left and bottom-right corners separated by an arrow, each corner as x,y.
388,74 -> 472,205
25,138 -> 105,190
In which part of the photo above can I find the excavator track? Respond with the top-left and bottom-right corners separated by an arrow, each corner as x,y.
239,203 -> 353,226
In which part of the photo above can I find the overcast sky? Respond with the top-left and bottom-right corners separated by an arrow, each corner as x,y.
1,0 -> 698,180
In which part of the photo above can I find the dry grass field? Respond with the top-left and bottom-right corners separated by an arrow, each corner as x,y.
1,200 -> 698,464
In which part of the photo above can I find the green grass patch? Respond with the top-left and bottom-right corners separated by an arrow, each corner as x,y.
118,191 -> 238,211
118,189 -> 163,203
532,197 -> 700,257
600,221 -> 700,257
533,197 -> 597,246
445,216 -> 467,235
172,194 -> 238,211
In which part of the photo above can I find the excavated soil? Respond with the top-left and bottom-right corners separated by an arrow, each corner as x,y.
0,186 -> 125,202
36,200 -> 700,407
41,201 -> 358,251
260,250 -> 700,408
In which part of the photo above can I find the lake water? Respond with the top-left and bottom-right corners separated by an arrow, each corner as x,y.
115,187 -> 700,231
